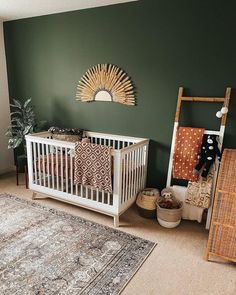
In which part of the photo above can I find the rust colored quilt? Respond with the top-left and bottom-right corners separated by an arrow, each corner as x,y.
173,127 -> 205,181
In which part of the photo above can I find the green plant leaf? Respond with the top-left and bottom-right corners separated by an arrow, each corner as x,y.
23,98 -> 32,109
10,103 -> 22,109
23,125 -> 32,135
11,117 -> 22,123
7,138 -> 15,149
12,99 -> 22,108
13,137 -> 23,149
10,111 -> 22,116
5,130 -> 12,136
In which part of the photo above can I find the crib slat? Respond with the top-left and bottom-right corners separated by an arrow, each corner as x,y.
51,146 -> 55,189
136,148 -> 140,191
37,143 -> 42,186
138,148 -> 142,190
134,148 -> 138,196
122,155 -> 125,204
127,152 -> 130,201
70,152 -> 73,194
76,184 -> 78,196
56,147 -> 59,190
141,147 -> 145,188
107,192 -> 111,205
60,147 -> 64,192
65,148 -> 68,193
102,190 -> 105,204
42,144 -> 46,187
123,153 -> 127,203
33,142 -> 37,185
137,148 -> 141,190
96,188 -> 99,202
123,154 -> 126,204
125,153 -> 129,202
46,144 -> 50,188
81,185 -> 83,198
130,150 -> 134,198
140,148 -> 144,189
128,152 -> 132,200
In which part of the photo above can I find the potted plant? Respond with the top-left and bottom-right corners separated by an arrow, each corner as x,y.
6,98 -> 46,181
6,98 -> 36,155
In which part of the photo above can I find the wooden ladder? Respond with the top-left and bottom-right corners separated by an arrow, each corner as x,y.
167,87 -> 231,229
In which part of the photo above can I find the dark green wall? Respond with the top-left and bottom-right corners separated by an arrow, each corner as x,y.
4,0 -> 236,188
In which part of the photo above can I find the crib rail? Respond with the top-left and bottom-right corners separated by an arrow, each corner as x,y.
116,141 -> 149,213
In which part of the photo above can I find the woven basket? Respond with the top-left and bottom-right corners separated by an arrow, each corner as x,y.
136,188 -> 160,219
156,202 -> 183,228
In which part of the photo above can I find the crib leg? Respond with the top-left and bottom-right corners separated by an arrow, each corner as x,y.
32,192 -> 37,200
32,192 -> 48,200
114,215 -> 119,227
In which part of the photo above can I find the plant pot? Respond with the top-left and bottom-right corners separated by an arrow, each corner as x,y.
16,154 -> 27,173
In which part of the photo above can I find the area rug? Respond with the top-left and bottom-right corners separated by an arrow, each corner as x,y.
0,194 -> 155,295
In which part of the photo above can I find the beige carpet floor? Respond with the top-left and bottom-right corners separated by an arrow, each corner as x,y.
0,172 -> 235,295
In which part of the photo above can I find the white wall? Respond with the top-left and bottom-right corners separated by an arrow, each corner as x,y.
0,21 -> 13,174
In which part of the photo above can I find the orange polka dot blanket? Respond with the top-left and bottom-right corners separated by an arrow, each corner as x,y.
173,127 -> 205,181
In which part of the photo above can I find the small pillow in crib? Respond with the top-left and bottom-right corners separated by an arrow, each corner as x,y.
48,126 -> 85,142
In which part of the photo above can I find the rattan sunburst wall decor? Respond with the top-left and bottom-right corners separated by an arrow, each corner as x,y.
76,64 -> 135,105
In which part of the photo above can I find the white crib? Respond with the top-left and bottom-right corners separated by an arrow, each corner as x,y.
26,131 -> 149,227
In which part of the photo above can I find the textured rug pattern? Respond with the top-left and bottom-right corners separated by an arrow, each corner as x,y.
0,195 -> 155,295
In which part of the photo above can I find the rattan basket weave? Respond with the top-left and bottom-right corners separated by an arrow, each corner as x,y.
205,149 -> 236,262
156,203 -> 183,223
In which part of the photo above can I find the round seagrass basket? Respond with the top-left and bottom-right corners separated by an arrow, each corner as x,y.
136,188 -> 160,219
156,202 -> 183,228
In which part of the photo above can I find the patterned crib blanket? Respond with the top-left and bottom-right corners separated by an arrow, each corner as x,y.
74,142 -> 112,194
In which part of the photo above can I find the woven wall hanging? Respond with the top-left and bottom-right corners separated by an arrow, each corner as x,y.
76,64 -> 135,105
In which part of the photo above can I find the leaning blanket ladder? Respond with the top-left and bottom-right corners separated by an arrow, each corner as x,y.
167,87 -> 231,229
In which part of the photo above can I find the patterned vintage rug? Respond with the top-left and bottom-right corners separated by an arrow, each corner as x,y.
0,194 -> 155,295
